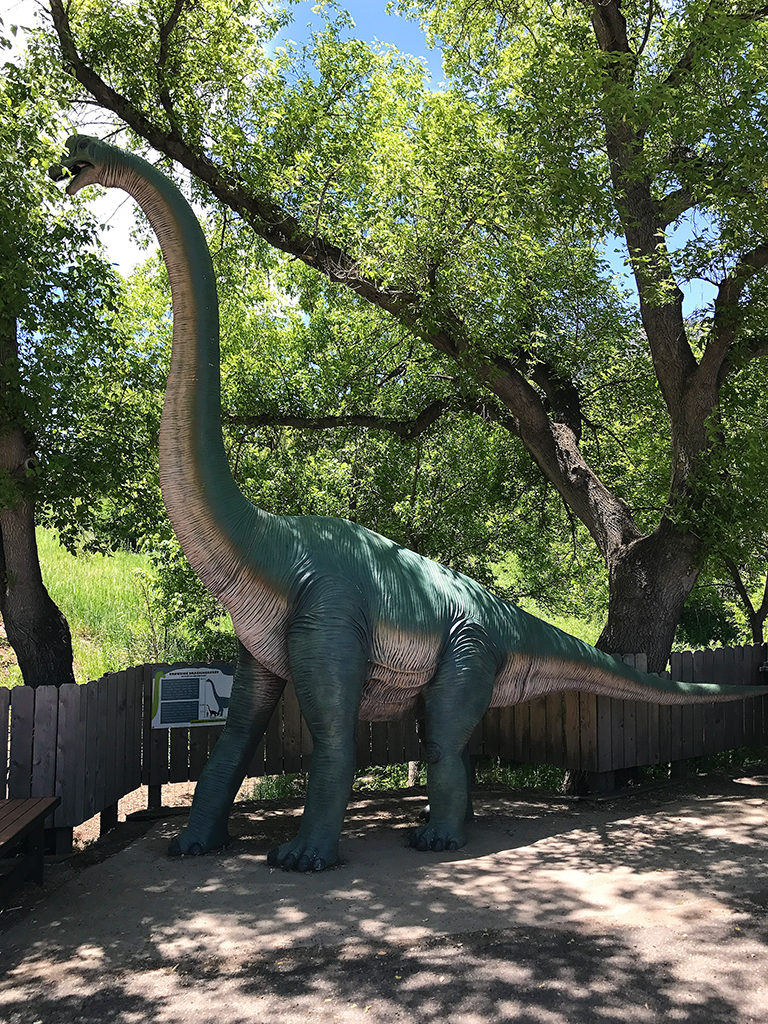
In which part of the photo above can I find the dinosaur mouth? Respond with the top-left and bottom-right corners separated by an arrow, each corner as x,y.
48,157 -> 96,195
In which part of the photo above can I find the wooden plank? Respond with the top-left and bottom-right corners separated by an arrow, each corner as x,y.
594,695 -> 613,772
698,648 -> 719,756
0,796 -> 60,895
54,683 -> 87,828
402,714 -> 420,761
93,675 -> 110,812
657,702 -> 672,764
0,686 -> 9,800
370,723 -> 388,767
741,645 -> 758,744
621,656 -> 638,769
142,664 -> 156,785
690,650 -> 707,757
645,698 -> 660,765
502,704 -> 520,762
609,694 -> 626,771
247,731 -> 266,779
170,727 -> 190,782
578,692 -> 598,772
103,673 -> 119,808
483,706 -> 501,759
189,726 -> 209,780
356,720 -> 370,769
754,644 -> 768,744
384,716 -> 406,765
678,651 -> 696,758
114,671 -> 129,800
717,648 -> 740,751
632,654 -> 651,767
623,700 -> 638,768
544,693 -> 564,767
528,696 -> 548,765
125,667 -> 143,793
563,692 -> 581,770
665,655 -> 683,762
8,685 -> 35,798
709,648 -> 727,754
148,664 -> 171,787
0,796 -> 60,843
30,686 -> 58,798
82,680 -> 100,820
737,645 -> 754,745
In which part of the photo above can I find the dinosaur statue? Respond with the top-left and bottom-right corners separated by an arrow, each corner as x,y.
50,136 -> 768,872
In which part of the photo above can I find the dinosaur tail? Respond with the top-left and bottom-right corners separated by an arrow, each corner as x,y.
492,607 -> 768,707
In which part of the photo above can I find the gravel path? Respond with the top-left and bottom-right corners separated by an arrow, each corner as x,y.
2,772 -> 767,1023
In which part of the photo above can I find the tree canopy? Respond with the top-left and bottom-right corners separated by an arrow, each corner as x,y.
19,0 -> 768,668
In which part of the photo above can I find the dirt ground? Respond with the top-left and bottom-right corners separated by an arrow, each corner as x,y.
1,772 -> 768,1024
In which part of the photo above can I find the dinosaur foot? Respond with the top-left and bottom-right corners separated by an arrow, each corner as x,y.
407,823 -> 466,853
267,837 -> 340,872
168,825 -> 230,857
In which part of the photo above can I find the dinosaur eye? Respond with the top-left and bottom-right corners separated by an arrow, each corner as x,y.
23,457 -> 38,472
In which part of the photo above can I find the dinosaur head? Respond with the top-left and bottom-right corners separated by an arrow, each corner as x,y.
48,135 -> 124,195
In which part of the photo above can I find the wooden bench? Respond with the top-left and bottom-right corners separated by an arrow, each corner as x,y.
0,797 -> 61,900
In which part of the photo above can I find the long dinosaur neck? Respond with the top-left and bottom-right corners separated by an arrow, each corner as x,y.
109,157 -> 266,587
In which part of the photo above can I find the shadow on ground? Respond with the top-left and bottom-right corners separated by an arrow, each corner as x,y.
1,773 -> 767,1023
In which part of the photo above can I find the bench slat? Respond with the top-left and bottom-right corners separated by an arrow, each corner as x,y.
0,797 -> 61,850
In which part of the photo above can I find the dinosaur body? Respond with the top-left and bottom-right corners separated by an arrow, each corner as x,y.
52,137 -> 768,872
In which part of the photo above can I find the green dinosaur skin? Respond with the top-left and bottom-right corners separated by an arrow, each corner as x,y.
51,136 -> 768,872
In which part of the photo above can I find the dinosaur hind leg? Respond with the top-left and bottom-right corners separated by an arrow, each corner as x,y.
168,642 -> 285,856
409,624 -> 495,853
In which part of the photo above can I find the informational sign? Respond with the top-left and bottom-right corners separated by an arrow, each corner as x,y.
151,666 -> 234,729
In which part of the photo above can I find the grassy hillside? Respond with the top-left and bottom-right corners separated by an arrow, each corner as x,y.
1,529 -> 153,686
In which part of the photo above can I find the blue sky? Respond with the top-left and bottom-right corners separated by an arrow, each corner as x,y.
274,2 -> 443,79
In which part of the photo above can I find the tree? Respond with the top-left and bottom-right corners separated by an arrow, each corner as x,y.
41,0 -> 768,669
0,28 -> 141,684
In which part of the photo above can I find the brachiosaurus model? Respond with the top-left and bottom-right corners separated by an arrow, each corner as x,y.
51,136 -> 768,872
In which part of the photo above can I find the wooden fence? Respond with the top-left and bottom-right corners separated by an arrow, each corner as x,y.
1,668 -> 143,840
2,645 -> 767,843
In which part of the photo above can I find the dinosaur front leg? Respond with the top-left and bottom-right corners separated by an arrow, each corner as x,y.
169,643 -> 285,856
409,625 -> 496,852
267,591 -> 369,871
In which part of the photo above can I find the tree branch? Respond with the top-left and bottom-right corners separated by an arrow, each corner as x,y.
156,0 -> 187,130
590,1 -> 633,57
657,186 -> 694,227
226,397 -> 520,441
704,241 -> 768,377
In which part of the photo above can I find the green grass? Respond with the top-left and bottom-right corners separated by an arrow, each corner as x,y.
2,529 -> 154,685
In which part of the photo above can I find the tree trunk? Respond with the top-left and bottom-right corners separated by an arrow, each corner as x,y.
0,430 -> 75,687
596,520 -> 702,672
0,318 -> 75,688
